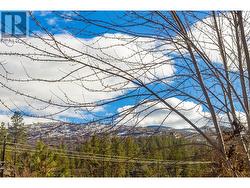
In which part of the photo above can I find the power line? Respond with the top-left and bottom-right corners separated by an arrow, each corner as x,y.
2,141 -> 214,164
1,142 -> 212,163
4,146 -> 214,165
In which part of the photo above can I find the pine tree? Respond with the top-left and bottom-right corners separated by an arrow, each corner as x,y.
75,139 -> 93,177
90,136 -> 101,176
54,145 -> 71,177
99,135 -> 112,177
0,122 -> 7,142
111,137 -> 126,177
8,112 -> 27,177
124,136 -> 139,177
31,141 -> 57,177
18,151 -> 32,177
9,112 -> 27,144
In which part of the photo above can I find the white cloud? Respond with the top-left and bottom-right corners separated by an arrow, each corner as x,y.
116,97 -> 247,129
116,98 -> 211,129
170,12 -> 250,71
0,114 -> 53,125
47,17 -> 57,25
134,12 -> 250,129
0,14 -> 247,130
0,33 -> 174,123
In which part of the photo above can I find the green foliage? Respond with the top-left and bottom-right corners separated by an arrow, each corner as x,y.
8,112 -> 27,144
0,122 -> 7,146
111,137 -> 126,177
1,116 -> 213,177
54,145 -> 71,177
31,141 -> 57,177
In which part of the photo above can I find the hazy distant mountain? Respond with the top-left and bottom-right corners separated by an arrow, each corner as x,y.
146,125 -> 172,130
24,122 -> 219,145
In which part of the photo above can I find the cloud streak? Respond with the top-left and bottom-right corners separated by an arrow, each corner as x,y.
0,33 -> 174,123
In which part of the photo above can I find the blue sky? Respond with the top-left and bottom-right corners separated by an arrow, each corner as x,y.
0,11 -> 246,128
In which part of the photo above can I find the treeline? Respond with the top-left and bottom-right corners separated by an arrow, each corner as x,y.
71,135 -> 212,177
0,112 -> 214,177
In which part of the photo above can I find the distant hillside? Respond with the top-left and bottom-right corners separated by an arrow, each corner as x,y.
24,122 -> 220,146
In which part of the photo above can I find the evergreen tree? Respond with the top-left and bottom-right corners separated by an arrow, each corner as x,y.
0,122 -> 7,142
76,139 -> 93,177
18,151 -> 32,177
31,141 -> 57,177
54,145 -> 71,177
124,137 -> 139,177
90,136 -> 101,176
8,112 -> 27,177
111,137 -> 126,177
9,112 -> 27,144
99,135 -> 112,177
1,123 -> 213,177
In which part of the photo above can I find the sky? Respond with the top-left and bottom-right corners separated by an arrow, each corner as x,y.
0,11 -> 248,129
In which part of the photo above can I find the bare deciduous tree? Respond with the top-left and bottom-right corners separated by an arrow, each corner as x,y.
1,11 -> 250,176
